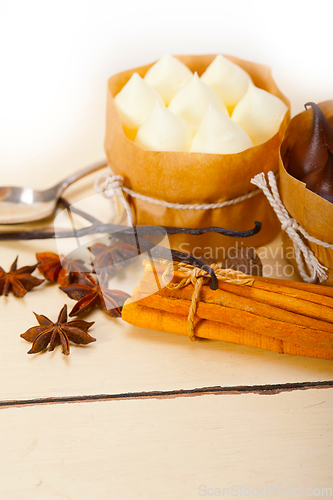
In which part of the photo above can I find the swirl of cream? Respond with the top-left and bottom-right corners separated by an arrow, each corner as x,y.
168,72 -> 228,134
114,73 -> 164,140
232,82 -> 288,145
190,103 -> 253,154
135,101 -> 192,152
201,55 -> 251,111
144,55 -> 193,105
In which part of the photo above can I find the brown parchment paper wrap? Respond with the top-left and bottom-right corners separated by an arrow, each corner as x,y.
105,54 -> 290,259
279,100 -> 333,286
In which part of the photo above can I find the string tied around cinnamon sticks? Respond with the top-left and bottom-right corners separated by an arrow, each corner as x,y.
161,262 -> 254,341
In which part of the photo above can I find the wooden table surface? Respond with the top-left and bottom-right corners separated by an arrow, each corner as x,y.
1,165 -> 332,499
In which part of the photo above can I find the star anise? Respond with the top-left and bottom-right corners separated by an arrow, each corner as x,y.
0,256 -> 44,297
60,273 -> 130,317
89,240 -> 138,275
20,304 -> 96,355
36,252 -> 90,286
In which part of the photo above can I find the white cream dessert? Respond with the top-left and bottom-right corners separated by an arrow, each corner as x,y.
232,82 -> 288,145
144,55 -> 193,106
201,54 -> 251,112
190,103 -> 253,154
114,73 -> 164,140
134,101 -> 192,152
168,72 -> 228,134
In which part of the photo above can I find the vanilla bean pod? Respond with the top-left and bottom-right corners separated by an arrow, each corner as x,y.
107,227 -> 219,289
58,201 -> 262,239
136,221 -> 262,238
59,198 -> 101,224
0,221 -> 261,241
0,199 -> 261,290
59,199 -> 227,289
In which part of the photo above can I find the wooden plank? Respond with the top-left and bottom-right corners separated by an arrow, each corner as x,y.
1,237 -> 333,403
1,176 -> 333,403
0,389 -> 332,499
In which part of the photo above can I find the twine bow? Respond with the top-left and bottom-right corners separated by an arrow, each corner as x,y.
162,262 -> 254,341
251,171 -> 333,284
94,174 -> 133,225
98,175 -> 124,195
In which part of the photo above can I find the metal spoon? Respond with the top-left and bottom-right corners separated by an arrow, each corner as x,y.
0,160 -> 108,224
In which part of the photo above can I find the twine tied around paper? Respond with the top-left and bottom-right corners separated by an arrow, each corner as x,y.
251,171 -> 333,284
161,262 -> 254,341
94,174 -> 133,226
95,171 -> 265,214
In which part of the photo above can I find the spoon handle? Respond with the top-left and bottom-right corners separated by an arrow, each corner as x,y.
53,159 -> 108,196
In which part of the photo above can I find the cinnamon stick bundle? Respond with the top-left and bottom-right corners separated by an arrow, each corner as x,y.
122,261 -> 333,360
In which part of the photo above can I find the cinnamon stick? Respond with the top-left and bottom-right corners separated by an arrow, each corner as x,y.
140,271 -> 333,334
121,261 -> 333,360
144,265 -> 333,323
147,261 -> 333,298
133,291 -> 333,351
122,300 -> 333,361
252,276 -> 333,298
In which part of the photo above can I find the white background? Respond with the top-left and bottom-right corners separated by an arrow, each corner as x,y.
0,0 -> 332,183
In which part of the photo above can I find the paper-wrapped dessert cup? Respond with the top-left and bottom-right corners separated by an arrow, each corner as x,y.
279,100 -> 333,286
105,55 -> 290,259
